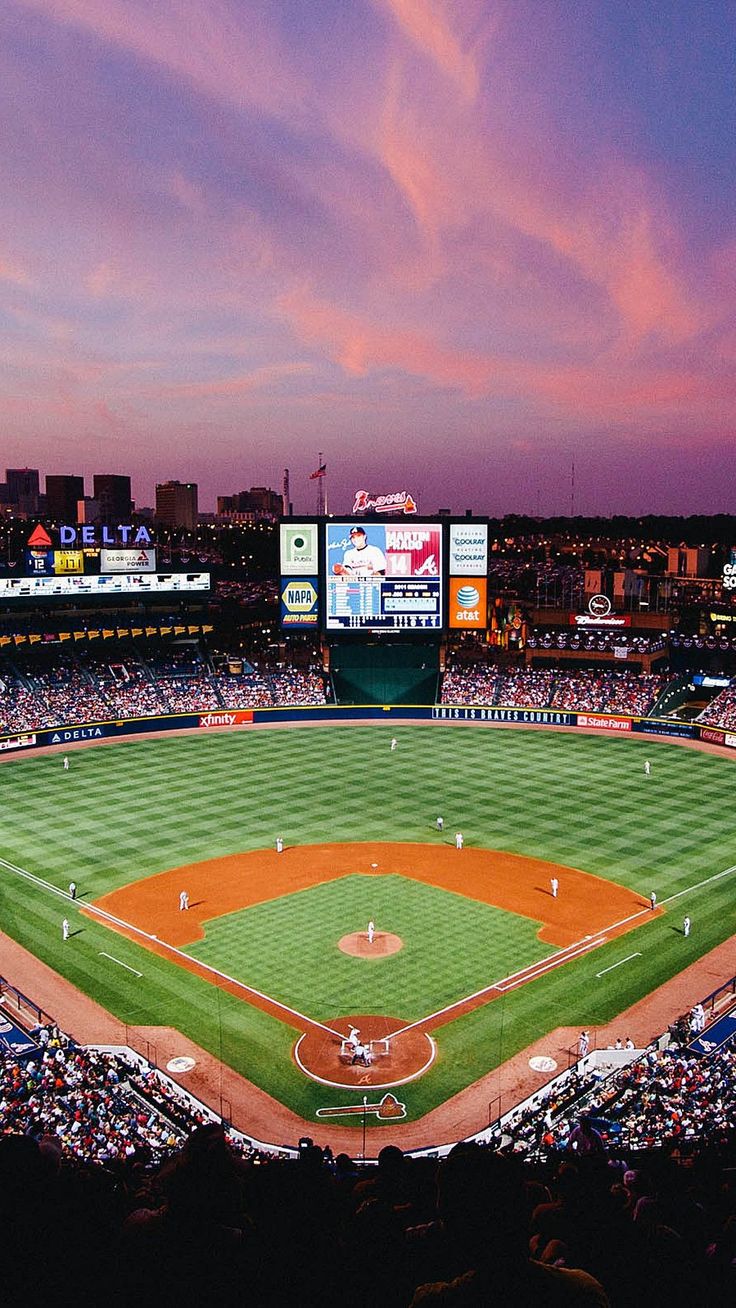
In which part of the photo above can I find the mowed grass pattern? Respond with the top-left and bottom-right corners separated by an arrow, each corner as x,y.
0,723 -> 735,1126
188,873 -> 548,1022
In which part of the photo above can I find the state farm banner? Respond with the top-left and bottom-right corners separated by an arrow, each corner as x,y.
101,549 -> 157,573
577,714 -> 632,731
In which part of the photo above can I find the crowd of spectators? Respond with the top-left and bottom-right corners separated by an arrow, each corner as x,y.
1,988 -> 735,1303
697,681 -> 736,730
0,646 -> 329,730
441,665 -> 666,715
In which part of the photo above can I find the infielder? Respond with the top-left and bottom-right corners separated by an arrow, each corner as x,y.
275,836 -> 284,854
69,881 -> 77,900
455,832 -> 464,850
650,890 -> 657,911
179,890 -> 190,911
367,920 -> 375,945
550,877 -> 559,899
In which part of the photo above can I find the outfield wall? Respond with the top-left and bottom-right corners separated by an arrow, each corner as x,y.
1,703 -> 729,755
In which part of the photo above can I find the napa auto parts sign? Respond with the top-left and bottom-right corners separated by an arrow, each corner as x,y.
352,490 -> 417,515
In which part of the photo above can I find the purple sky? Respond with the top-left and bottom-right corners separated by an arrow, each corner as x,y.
1,1 -> 734,516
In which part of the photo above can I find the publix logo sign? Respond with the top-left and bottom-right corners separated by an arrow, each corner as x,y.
450,579 -> 486,627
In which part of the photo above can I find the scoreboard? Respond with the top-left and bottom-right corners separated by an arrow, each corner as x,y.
324,522 -> 442,631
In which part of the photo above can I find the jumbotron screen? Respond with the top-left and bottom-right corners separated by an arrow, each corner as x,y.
325,521 -> 442,630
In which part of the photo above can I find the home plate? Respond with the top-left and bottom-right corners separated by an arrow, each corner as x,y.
529,1055 -> 557,1074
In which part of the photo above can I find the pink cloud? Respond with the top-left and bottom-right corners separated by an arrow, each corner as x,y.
372,0 -> 490,101
13,0 -> 306,118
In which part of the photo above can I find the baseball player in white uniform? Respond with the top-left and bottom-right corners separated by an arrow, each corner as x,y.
644,759 -> 651,776
275,836 -> 284,853
333,526 -> 386,576
455,832 -> 464,850
179,890 -> 190,911
63,755 -> 69,771
550,877 -> 559,899
367,920 -> 375,944
62,918 -> 70,941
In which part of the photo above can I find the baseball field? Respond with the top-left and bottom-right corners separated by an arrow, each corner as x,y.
0,723 -> 734,1141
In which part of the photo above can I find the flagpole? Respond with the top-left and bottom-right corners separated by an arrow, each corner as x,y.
317,451 -> 325,515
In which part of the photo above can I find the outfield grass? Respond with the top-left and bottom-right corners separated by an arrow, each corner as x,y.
0,724 -> 734,1130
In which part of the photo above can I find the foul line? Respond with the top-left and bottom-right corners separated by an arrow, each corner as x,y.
99,952 -> 142,978
0,855 -> 344,1042
2,855 -> 735,1047
596,952 -> 641,978
389,861 -> 736,1041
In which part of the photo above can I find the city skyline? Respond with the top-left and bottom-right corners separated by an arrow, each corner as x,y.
1,2 -> 734,516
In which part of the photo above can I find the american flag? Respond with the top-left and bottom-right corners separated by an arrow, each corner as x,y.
309,463 -> 327,479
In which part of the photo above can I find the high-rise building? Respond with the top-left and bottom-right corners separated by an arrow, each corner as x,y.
93,474 -> 132,521
46,475 -> 85,522
5,468 -> 40,515
155,480 -> 199,530
217,486 -> 282,521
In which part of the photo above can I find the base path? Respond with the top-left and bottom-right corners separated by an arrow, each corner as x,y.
90,842 -> 650,1088
3,928 -> 734,1158
94,841 -> 648,955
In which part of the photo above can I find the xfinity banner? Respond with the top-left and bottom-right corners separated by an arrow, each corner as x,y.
448,523 -> 488,576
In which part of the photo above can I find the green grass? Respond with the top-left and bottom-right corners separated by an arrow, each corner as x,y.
188,873 -> 548,1022
0,725 -> 734,1131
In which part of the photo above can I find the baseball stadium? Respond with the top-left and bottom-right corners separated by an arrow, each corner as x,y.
2,511 -> 736,1305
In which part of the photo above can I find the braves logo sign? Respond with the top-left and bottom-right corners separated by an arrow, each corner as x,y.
352,490 -> 417,515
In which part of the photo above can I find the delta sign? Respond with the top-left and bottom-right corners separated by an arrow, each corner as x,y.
27,523 -> 154,548
280,577 -> 319,627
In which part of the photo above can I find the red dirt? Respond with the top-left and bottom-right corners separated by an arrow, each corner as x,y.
3,927 -> 733,1157
1,719 -> 734,1155
338,931 -> 404,957
296,1015 -> 434,1089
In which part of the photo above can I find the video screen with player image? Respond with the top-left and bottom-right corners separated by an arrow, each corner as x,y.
325,522 -> 442,630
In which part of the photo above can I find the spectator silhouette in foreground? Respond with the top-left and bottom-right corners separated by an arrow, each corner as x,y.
409,1144 -> 609,1306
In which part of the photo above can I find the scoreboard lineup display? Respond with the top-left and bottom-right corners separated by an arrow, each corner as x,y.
325,523 -> 443,631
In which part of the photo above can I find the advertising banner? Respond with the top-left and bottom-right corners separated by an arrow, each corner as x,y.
280,577 -> 319,627
577,714 -> 632,731
700,726 -> 725,745
54,550 -> 84,574
448,523 -> 488,576
0,732 -> 37,751
199,711 -> 254,727
0,573 -> 210,600
280,523 -> 318,575
101,548 -> 157,573
448,577 -> 488,629
325,522 -> 442,631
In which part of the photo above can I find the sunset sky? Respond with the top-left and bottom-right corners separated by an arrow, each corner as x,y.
1,1 -> 734,515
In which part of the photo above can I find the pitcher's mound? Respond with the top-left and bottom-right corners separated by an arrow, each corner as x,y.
339,931 -> 403,957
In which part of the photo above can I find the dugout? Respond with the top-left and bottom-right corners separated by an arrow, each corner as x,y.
328,639 -> 440,705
